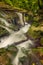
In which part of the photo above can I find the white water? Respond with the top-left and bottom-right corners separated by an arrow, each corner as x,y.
13,40 -> 33,65
0,23 -> 31,48
0,18 -> 10,26
0,12 -> 33,65
16,12 -> 24,26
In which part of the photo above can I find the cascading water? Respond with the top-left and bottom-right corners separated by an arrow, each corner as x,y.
13,40 -> 33,65
0,12 -> 31,48
0,22 -> 31,48
0,12 -> 34,65
0,18 -> 10,26
16,12 -> 24,26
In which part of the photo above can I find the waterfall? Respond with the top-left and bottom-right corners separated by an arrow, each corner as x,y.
0,12 -> 34,65
0,22 -> 31,48
16,12 -> 24,26
20,22 -> 31,33
0,22 -> 32,65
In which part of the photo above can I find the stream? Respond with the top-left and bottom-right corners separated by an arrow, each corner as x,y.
0,12 -> 31,48
0,22 -> 31,48
0,12 -> 41,65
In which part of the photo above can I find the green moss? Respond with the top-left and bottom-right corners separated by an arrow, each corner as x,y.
32,48 -> 43,54
9,24 -> 19,31
7,45 -> 18,56
32,21 -> 39,27
0,27 -> 9,37
27,27 -> 40,39
19,56 -> 27,64
0,45 -> 18,65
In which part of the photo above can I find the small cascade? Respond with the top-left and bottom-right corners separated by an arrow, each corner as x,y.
0,18 -> 10,26
0,11 -> 34,65
13,40 -> 33,65
0,21 -> 31,48
16,12 -> 24,26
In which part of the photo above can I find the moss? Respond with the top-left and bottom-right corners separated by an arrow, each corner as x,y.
7,45 -> 18,56
0,48 -> 12,65
32,21 -> 39,27
0,27 -> 9,37
27,20 -> 43,40
8,24 -> 19,31
27,27 -> 40,39
0,45 -> 18,65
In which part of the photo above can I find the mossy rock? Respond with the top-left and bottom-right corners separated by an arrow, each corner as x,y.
0,27 -> 9,37
0,45 -> 18,65
27,27 -> 40,39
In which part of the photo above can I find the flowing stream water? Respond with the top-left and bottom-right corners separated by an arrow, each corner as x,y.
0,18 -> 10,26
16,12 -> 24,26
0,22 -> 31,48
0,12 -> 31,48
0,12 -> 41,65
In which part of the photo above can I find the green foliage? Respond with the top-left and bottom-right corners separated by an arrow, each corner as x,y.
9,24 -> 19,31
32,48 -> 43,54
0,45 -> 18,65
0,0 -> 43,13
21,47 -> 29,55
19,56 -> 27,64
27,28 -> 40,39
7,45 -> 18,56
32,21 -> 39,27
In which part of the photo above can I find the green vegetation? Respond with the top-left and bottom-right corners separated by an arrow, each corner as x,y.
7,45 -> 18,56
27,25 -> 43,45
0,46 -> 43,65
32,21 -> 39,27
0,45 -> 18,56
9,24 -> 19,31
27,29 -> 40,39
0,0 -> 43,12
0,45 -> 18,65
32,48 -> 43,65
32,48 -> 43,53
0,0 -> 43,64
19,48 -> 43,65
0,27 -> 9,37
